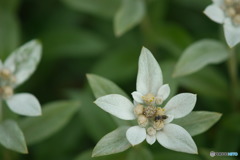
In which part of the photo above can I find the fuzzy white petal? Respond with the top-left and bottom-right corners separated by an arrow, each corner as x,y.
6,93 -> 42,116
213,0 -> 224,6
223,18 -> 240,48
204,4 -> 225,24
126,126 -> 146,146
146,135 -> 156,145
164,93 -> 196,119
137,47 -> 163,95
157,84 -> 170,101
164,114 -> 174,124
157,124 -> 198,154
94,94 -> 135,120
131,91 -> 143,104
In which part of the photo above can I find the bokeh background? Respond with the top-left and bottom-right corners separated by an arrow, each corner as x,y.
0,0 -> 239,159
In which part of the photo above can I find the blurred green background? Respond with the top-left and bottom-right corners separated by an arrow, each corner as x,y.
0,0 -> 239,159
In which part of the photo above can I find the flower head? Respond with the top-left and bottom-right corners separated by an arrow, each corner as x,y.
204,0 -> 240,47
94,47 -> 198,154
0,40 -> 42,117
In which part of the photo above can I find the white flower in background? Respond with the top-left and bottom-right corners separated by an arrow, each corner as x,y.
204,0 -> 240,47
0,40 -> 42,116
94,47 -> 198,154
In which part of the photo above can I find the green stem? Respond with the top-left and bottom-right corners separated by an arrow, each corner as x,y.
228,48 -> 239,111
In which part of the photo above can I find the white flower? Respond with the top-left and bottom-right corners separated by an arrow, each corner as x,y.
204,0 -> 240,47
0,40 -> 42,116
94,47 -> 198,154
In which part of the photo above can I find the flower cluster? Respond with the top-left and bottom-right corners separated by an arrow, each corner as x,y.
204,0 -> 240,47
0,40 -> 42,117
94,47 -> 198,154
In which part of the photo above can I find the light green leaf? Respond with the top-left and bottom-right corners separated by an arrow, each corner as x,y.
61,0 -> 121,19
114,0 -> 145,36
92,126 -> 131,157
19,100 -> 80,145
0,120 -> 27,153
4,40 -> 42,86
126,147 -> 153,160
173,39 -> 229,77
178,67 -> 228,99
0,10 -> 20,60
87,74 -> 129,99
173,111 -> 222,136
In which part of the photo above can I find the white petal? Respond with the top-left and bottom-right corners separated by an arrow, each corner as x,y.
157,84 -> 170,101
213,0 -> 224,6
6,93 -> 42,116
137,47 -> 163,95
126,126 -> 146,146
131,91 -> 143,104
204,4 -> 225,24
4,40 -> 42,87
164,93 -> 196,119
223,18 -> 240,48
157,124 -> 198,154
146,135 -> 156,145
94,94 -> 135,120
164,114 -> 174,124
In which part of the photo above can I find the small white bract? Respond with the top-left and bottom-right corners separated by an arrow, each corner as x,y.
0,40 -> 42,117
94,47 -> 198,154
204,0 -> 240,47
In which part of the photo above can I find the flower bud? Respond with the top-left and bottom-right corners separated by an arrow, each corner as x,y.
137,115 -> 148,127
134,104 -> 143,115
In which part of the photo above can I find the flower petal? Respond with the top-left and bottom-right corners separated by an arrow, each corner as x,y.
164,114 -> 174,124
94,94 -> 135,120
204,4 -> 225,24
126,126 -> 146,146
213,0 -> 224,6
223,18 -> 240,48
137,47 -> 163,95
157,84 -> 170,101
6,93 -> 42,116
164,93 -> 196,119
157,123 -> 198,154
131,91 -> 143,104
146,135 -> 156,145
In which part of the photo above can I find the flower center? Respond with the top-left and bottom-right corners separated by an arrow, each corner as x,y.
134,104 -> 168,135
223,0 -> 240,25
0,69 -> 16,99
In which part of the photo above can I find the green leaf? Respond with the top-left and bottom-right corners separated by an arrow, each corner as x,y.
126,147 -> 153,160
173,39 -> 229,77
173,111 -> 222,136
222,113 -> 240,133
4,40 -> 42,87
114,0 -> 145,36
0,11 -> 20,60
92,126 -> 131,157
61,0 -> 121,19
19,100 -> 80,145
178,67 -> 228,99
0,120 -> 27,153
87,74 -> 129,99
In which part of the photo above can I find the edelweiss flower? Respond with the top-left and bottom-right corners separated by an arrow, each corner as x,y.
94,47 -> 198,154
0,40 -> 42,116
204,0 -> 240,47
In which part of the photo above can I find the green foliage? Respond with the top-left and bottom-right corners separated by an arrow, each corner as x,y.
20,100 -> 80,145
173,39 -> 229,77
114,0 -> 145,36
173,111 -> 222,136
92,126 -> 131,157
